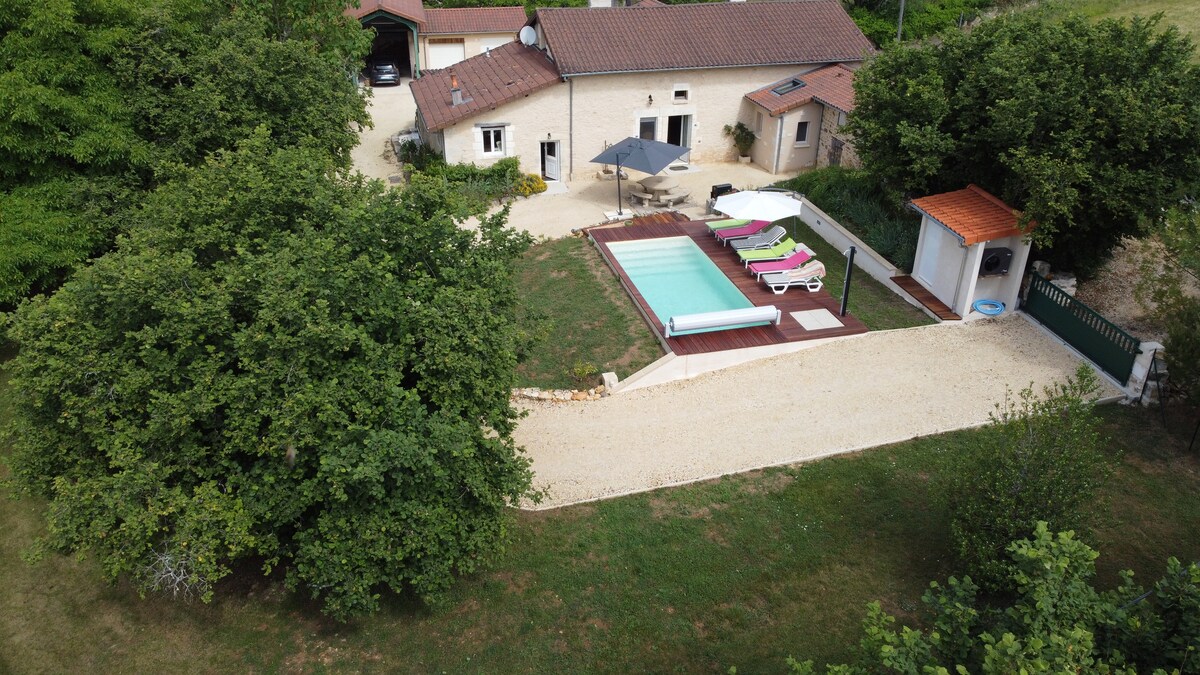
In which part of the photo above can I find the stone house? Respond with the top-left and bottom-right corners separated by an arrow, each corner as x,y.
408,0 -> 874,183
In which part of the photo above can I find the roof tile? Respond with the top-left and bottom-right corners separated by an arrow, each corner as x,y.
424,7 -> 528,35
533,0 -> 875,76
746,63 -> 856,116
911,185 -> 1030,246
410,41 -> 562,132
347,0 -> 427,26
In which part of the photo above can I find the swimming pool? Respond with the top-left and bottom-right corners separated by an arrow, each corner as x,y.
606,236 -> 767,335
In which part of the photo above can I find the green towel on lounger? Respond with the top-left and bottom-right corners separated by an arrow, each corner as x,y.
738,238 -> 796,263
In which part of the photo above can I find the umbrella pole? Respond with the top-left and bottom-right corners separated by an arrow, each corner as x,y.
616,160 -> 623,216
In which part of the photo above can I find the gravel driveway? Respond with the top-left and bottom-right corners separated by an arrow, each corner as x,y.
513,317 -> 1122,510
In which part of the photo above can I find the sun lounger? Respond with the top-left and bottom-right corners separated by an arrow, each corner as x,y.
762,260 -> 827,294
738,238 -> 798,266
730,225 -> 787,251
748,246 -> 815,279
715,220 -> 771,245
705,218 -> 751,232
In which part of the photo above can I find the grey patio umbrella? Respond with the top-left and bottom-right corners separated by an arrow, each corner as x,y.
591,137 -> 690,215
713,189 -> 805,223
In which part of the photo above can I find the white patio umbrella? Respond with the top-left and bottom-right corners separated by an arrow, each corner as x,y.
713,190 -> 805,222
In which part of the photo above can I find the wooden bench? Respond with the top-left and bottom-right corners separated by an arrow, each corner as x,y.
666,305 -> 781,337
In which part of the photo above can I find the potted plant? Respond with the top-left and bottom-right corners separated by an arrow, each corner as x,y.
723,121 -> 755,163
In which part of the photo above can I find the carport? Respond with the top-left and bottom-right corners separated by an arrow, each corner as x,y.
348,0 -> 424,78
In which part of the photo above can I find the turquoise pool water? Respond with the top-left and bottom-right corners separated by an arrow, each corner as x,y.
606,236 -> 764,335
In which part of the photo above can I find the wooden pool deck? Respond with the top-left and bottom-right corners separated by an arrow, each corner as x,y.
590,219 -> 868,356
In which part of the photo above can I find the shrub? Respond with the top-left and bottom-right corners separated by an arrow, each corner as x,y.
938,365 -> 1114,589
515,173 -> 547,198
777,167 -> 920,271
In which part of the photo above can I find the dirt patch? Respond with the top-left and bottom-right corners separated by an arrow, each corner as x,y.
492,570 -> 536,595
737,469 -> 797,496
1075,236 -> 1200,343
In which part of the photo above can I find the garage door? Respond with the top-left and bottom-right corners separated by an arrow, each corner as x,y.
427,39 -> 465,70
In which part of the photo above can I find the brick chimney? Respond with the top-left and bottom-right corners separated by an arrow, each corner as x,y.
450,71 -> 463,106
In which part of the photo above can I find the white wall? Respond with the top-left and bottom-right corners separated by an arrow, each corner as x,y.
913,216 -> 968,313
774,103 -> 823,173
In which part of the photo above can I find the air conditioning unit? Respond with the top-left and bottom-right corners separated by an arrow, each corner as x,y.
979,247 -> 1013,277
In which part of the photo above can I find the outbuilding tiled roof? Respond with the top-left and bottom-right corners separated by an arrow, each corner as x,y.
424,7 -> 528,35
532,0 -> 874,76
347,0 -> 427,25
746,63 -> 856,116
911,184 -> 1029,246
410,41 -> 562,132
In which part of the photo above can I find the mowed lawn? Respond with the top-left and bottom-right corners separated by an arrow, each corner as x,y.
3,343 -> 1199,674
1058,0 -> 1200,53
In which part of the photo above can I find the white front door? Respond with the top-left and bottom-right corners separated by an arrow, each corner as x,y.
541,141 -> 560,181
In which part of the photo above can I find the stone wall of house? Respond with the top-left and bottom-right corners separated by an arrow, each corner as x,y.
439,79 -> 571,177
815,105 -> 860,169
769,103 -> 824,174
433,62 -> 868,181
566,64 -> 816,178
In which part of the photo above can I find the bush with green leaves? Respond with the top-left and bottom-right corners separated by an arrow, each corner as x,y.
777,168 -> 920,271
788,523 -> 1200,674
940,365 -> 1114,589
1,134 -> 537,620
0,0 -> 370,307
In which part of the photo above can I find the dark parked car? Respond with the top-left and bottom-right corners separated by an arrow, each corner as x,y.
370,61 -> 400,87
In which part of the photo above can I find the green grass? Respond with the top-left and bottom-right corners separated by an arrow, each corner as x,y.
783,217 -> 934,331
1042,0 -> 1200,60
512,226 -> 930,389
4,347 -> 1198,673
1052,0 -> 1200,37
514,236 -> 663,389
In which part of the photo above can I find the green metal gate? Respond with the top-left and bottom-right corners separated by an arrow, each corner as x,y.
1023,275 -> 1141,384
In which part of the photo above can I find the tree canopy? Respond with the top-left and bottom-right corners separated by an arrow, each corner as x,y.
847,11 -> 1200,276
789,523 -> 1200,674
2,135 -> 538,619
0,0 -> 370,307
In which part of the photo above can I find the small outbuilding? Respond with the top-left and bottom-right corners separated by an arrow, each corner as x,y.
909,184 -> 1032,319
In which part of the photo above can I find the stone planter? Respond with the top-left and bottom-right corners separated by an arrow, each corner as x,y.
597,169 -> 629,181
737,155 -> 752,164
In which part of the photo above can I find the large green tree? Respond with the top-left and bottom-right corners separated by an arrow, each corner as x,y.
848,11 -> 1200,276
0,0 -> 370,308
2,135 -> 537,620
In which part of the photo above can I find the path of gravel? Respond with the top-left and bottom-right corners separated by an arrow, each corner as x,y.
513,317 -> 1122,510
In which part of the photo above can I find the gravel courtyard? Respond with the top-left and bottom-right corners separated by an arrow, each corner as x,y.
514,317 -> 1122,509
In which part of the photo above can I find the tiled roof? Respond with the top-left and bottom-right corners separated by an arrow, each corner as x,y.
634,0 -> 666,6
410,41 -> 562,132
425,7 -> 528,35
532,0 -> 874,76
746,64 -> 856,116
911,184 -> 1030,246
347,0 -> 427,26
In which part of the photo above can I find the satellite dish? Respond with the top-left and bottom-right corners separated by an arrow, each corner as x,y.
519,26 -> 537,46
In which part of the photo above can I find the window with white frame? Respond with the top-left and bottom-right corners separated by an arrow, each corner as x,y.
754,111 -> 764,135
672,85 -> 689,103
482,126 -> 504,156
794,120 -> 811,146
